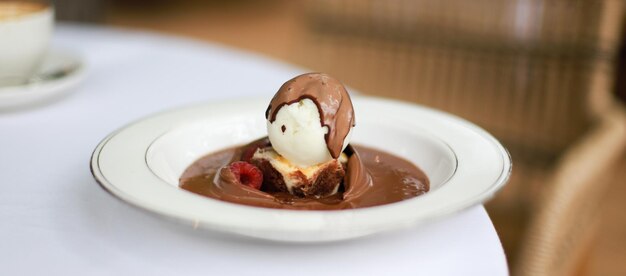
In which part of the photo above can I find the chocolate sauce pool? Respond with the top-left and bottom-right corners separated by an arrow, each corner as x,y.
179,142 -> 429,210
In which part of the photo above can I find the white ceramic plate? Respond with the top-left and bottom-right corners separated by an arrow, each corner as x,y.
90,96 -> 511,242
0,49 -> 85,110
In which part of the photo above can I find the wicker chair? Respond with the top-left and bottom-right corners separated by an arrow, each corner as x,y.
294,0 -> 626,275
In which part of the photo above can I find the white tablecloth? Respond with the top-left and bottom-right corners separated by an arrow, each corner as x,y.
0,25 -> 508,275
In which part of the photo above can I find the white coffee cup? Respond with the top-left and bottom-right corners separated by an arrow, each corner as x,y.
0,1 -> 53,87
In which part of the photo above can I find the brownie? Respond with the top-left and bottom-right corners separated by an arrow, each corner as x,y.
250,158 -> 345,198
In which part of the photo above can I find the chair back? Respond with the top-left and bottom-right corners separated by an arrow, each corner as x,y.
297,0 -> 624,164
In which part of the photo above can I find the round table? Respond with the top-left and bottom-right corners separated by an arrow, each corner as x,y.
0,24 -> 508,275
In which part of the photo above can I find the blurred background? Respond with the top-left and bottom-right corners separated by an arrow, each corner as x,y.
53,0 -> 626,275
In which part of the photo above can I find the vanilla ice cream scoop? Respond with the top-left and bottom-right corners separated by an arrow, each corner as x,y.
265,73 -> 355,167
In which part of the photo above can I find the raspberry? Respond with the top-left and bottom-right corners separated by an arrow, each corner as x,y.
229,161 -> 263,190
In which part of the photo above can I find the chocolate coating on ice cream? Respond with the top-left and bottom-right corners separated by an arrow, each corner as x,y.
265,73 -> 355,159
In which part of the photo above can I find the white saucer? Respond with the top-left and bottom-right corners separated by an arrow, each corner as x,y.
0,50 -> 85,110
90,97 -> 511,242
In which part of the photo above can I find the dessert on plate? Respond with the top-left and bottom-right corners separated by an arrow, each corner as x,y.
180,73 -> 429,210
